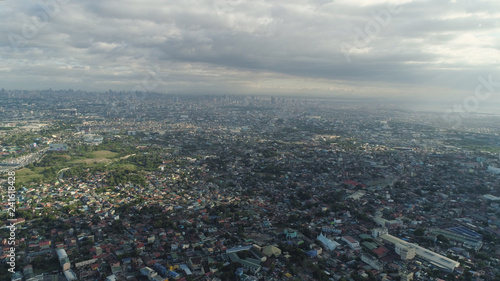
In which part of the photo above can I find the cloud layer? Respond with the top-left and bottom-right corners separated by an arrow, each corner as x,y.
1,0 -> 500,101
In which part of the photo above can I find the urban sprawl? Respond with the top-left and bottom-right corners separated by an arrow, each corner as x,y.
1,89 -> 500,281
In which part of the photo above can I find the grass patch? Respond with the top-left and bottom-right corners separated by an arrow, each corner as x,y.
111,163 -> 138,171
69,150 -> 117,164
32,166 -> 49,173
15,168 -> 45,185
52,154 -> 71,161
72,158 -> 113,165
466,145 -> 500,154
91,150 -> 118,159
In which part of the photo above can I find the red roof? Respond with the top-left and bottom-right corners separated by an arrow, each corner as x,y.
343,235 -> 357,243
373,247 -> 390,257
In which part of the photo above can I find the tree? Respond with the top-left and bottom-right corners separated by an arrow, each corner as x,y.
111,220 -> 125,234
414,228 -> 426,236
394,181 -> 405,189
437,234 -> 449,243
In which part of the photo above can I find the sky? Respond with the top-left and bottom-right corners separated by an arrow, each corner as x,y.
1,0 -> 500,105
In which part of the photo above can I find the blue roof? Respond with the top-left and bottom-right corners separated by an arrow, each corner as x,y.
447,227 -> 482,240
168,271 -> 180,277
306,250 -> 317,257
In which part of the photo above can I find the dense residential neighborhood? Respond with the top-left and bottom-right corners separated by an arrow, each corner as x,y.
1,90 -> 500,281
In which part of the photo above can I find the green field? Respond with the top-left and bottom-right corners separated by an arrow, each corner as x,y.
15,151 -> 114,185
15,168 -> 46,184
69,150 -> 118,164
10,149 -> 146,187
91,150 -> 118,159
109,163 -> 138,171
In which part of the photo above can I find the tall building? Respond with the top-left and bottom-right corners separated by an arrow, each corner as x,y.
56,249 -> 71,271
395,243 -> 416,260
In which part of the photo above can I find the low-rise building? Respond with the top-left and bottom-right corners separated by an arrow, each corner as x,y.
342,235 -> 361,250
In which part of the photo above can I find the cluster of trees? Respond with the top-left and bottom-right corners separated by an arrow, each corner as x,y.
107,168 -> 145,186
95,139 -> 139,156
120,205 -> 175,228
1,131 -> 38,147
26,256 -> 59,275
111,220 -> 126,234
414,227 -> 426,236
63,164 -> 106,179
151,213 -> 175,229
218,262 -> 241,281
123,153 -> 162,171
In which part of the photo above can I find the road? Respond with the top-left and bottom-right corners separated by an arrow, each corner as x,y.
0,148 -> 48,173
57,167 -> 71,180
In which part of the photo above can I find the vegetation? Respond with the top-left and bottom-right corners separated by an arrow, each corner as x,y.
122,153 -> 162,171
32,257 -> 59,275
106,168 -> 145,186
91,150 -> 118,159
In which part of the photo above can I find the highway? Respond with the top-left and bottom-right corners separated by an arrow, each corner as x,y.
0,148 -> 48,173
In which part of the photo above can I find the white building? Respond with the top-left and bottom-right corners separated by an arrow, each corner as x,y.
63,270 -> 77,281
75,258 -> 97,268
322,226 -> 342,234
56,249 -> 70,271
317,233 -> 340,251
56,249 -> 67,260
380,233 -> 459,272
487,166 -> 500,174
361,254 -> 383,270
372,227 -> 388,238
342,236 -> 361,250
140,267 -> 158,279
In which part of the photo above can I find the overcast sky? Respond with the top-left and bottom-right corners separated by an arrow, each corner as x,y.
1,0 -> 500,103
